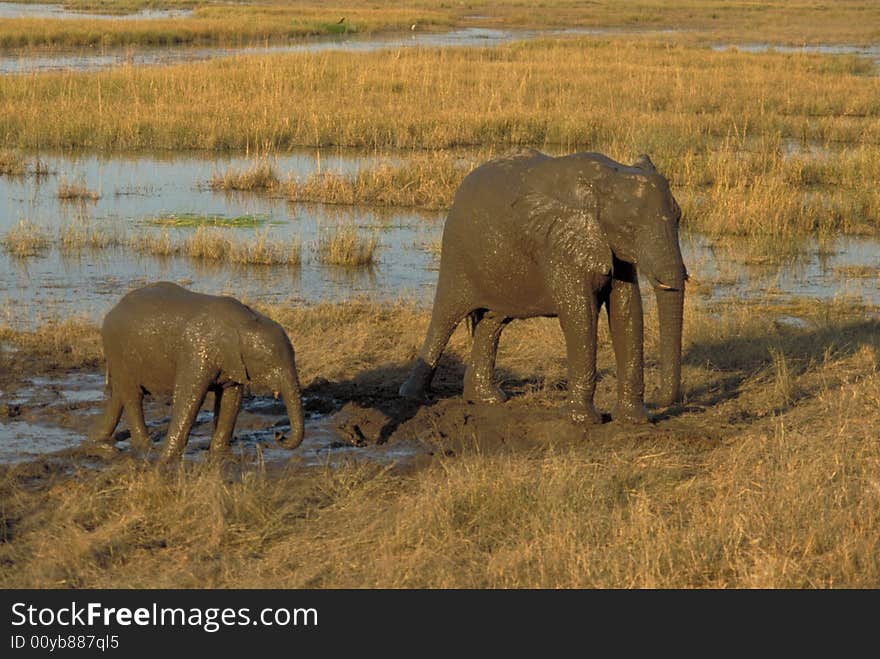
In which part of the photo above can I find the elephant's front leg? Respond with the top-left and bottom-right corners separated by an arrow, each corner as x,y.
556,288 -> 602,425
210,384 -> 243,452
161,367 -> 214,461
463,311 -> 509,404
607,262 -> 648,424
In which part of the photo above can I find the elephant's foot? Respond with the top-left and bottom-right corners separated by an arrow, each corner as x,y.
159,447 -> 184,463
612,402 -> 649,424
564,400 -> 602,425
399,358 -> 434,401
654,388 -> 680,408
462,368 -> 507,404
79,438 -> 119,458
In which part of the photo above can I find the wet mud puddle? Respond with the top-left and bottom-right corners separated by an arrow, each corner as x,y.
0,371 -> 429,468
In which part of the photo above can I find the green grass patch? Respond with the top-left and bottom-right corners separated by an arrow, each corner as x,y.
142,212 -> 274,228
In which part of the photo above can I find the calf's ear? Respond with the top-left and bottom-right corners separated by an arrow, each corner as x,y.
632,154 -> 656,171
218,325 -> 250,384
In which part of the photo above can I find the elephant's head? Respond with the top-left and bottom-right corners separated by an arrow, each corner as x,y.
596,154 -> 687,406
221,312 -> 305,449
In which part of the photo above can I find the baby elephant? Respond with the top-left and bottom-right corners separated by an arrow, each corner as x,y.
89,282 -> 304,460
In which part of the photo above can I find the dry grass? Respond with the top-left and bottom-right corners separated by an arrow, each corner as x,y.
4,36 -> 878,241
315,223 -> 377,266
1,1 -> 878,51
0,4 -> 450,50
3,37 -> 878,154
0,150 -> 49,177
0,296 -> 878,587
286,151 -> 478,210
127,227 -> 302,266
209,158 -> 279,191
57,177 -> 101,202
58,218 -> 122,251
1,219 -> 51,257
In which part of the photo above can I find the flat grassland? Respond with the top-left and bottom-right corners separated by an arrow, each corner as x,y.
0,297 -> 878,587
1,1 -> 879,49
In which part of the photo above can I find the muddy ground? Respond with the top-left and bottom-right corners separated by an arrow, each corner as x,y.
0,346 -> 726,485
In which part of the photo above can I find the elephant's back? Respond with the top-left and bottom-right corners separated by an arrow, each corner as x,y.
452,149 -> 550,213
101,283 -> 208,375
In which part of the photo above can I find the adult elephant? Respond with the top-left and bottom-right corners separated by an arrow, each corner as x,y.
399,149 -> 687,424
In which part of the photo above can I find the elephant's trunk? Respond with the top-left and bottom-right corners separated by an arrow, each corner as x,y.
654,283 -> 685,407
278,374 -> 304,449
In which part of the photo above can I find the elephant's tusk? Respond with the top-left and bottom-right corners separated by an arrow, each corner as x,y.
656,283 -> 677,291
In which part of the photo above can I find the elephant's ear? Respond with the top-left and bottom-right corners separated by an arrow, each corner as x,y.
518,182 -> 613,275
218,324 -> 250,385
632,154 -> 656,171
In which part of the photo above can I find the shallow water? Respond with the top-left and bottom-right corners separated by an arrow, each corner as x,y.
1,148 -> 878,324
711,42 -> 880,68
0,148 -> 444,320
0,27 -> 592,75
0,371 -> 424,467
0,2 -> 191,20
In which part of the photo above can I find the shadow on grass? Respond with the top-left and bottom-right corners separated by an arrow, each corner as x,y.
672,317 -> 880,417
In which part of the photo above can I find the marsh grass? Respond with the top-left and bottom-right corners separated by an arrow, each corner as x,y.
0,150 -> 27,176
315,223 -> 378,266
0,150 -> 49,177
209,159 -> 279,192
1,220 -> 51,257
57,177 -> 101,202
0,295 -> 878,587
0,5 -> 450,50
4,37 -> 878,155
58,218 -> 122,251
286,152 -> 478,210
128,229 -> 175,257
1,1 -> 878,51
7,37 -> 877,239
127,226 -> 302,266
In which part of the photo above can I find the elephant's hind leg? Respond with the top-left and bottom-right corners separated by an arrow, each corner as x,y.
118,384 -> 152,451
87,388 -> 123,445
463,311 -> 509,404
400,281 -> 475,400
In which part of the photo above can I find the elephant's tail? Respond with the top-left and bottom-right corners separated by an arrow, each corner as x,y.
465,309 -> 485,337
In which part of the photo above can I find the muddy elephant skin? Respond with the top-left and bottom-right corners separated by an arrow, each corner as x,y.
400,149 -> 687,424
89,282 -> 304,459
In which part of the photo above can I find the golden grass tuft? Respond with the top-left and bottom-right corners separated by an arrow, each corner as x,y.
286,151 -> 478,210
209,158 -> 279,192
58,219 -> 122,251
57,177 -> 101,202
0,151 -> 49,177
1,220 -> 51,257
126,227 -> 302,266
315,224 -> 378,266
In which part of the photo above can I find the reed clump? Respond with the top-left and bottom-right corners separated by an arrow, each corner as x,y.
127,227 -> 302,266
57,177 -> 101,202
1,220 -> 51,257
315,224 -> 378,266
209,159 -> 279,192
0,151 -> 49,177
286,152 -> 478,210
58,219 -> 122,251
